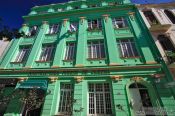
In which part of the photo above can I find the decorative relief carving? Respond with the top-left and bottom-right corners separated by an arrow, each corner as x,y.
79,17 -> 86,24
128,12 -> 135,20
63,19 -> 69,27
48,77 -> 58,83
18,77 -> 28,82
111,75 -> 123,81
102,14 -> 110,22
131,77 -> 144,81
74,76 -> 84,83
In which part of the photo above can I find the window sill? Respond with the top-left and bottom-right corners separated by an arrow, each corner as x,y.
62,59 -> 74,62
45,33 -> 58,36
120,56 -> 141,59
35,60 -> 52,63
10,61 -> 23,64
114,27 -> 129,30
87,58 -> 106,61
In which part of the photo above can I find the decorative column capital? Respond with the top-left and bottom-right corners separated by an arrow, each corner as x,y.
22,24 -> 28,27
111,75 -> 123,81
42,21 -> 49,24
18,77 -> 28,82
63,18 -> 69,27
74,76 -> 84,83
48,77 -> 58,83
128,12 -> 135,20
79,17 -> 86,24
102,14 -> 110,22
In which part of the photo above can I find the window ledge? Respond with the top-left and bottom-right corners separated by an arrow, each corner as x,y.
120,56 -> 141,59
62,59 -> 74,62
10,61 -> 23,64
45,33 -> 58,36
114,27 -> 129,30
87,58 -> 106,61
35,60 -> 52,63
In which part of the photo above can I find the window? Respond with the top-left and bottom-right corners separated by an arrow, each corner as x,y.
117,39 -> 139,58
64,43 -> 75,60
112,17 -> 128,28
88,19 -> 102,30
143,10 -> 159,25
58,83 -> 73,115
88,41 -> 106,59
14,46 -> 31,62
26,26 -> 38,37
47,24 -> 59,34
88,83 -> 112,115
158,35 -> 175,63
39,44 -> 55,62
69,22 -> 78,32
164,9 -> 175,24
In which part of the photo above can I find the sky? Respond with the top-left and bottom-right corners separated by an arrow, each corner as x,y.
0,0 -> 174,29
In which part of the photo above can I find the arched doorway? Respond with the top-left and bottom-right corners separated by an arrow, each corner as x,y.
164,9 -> 175,24
129,83 -> 155,116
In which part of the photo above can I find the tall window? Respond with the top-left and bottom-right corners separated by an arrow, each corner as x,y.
112,17 -> 128,28
14,46 -> 31,62
26,26 -> 38,37
143,10 -> 159,25
69,22 -> 78,32
58,83 -> 73,115
39,44 -> 55,62
88,83 -> 112,115
164,9 -> 175,24
88,19 -> 102,29
117,39 -> 139,58
88,41 -> 105,59
47,24 -> 59,34
64,43 -> 75,60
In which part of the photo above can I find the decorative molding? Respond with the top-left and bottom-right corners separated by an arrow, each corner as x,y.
151,74 -> 165,78
51,66 -> 60,68
128,12 -> 135,20
75,64 -> 84,67
109,63 -> 122,66
23,66 -> 31,69
131,77 -> 144,81
48,77 -> 58,83
74,76 -> 84,83
146,61 -> 157,64
18,77 -> 28,82
111,75 -> 123,81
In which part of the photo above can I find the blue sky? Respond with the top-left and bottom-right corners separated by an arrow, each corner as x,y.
0,0 -> 174,29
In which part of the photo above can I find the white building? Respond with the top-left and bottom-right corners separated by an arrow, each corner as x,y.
137,2 -> 175,78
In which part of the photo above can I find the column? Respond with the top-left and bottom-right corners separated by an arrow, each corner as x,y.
52,19 -> 68,68
129,12 -> 156,64
103,15 -> 119,65
24,21 -> 49,68
75,17 -> 87,67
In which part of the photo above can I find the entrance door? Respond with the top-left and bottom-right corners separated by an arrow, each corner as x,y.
129,83 -> 155,116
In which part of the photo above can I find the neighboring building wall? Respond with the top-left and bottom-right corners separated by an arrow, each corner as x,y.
138,3 -> 175,78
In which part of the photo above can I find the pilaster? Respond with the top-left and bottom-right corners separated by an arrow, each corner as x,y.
24,21 -> 49,68
102,15 -> 119,65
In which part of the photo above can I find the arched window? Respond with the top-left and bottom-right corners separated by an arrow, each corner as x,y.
164,9 -> 175,24
129,83 -> 155,116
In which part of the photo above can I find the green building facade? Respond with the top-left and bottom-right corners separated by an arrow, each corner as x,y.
0,0 -> 175,116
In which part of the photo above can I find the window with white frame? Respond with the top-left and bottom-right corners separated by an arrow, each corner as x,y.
26,26 -> 38,37
88,19 -> 102,29
117,39 -> 139,58
39,44 -> 55,61
88,83 -> 112,115
112,17 -> 128,28
143,10 -> 159,25
88,41 -> 105,59
14,46 -> 31,62
47,24 -> 59,34
58,83 -> 73,115
69,22 -> 78,32
64,43 -> 75,60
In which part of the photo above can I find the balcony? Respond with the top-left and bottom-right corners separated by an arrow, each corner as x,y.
149,24 -> 171,32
